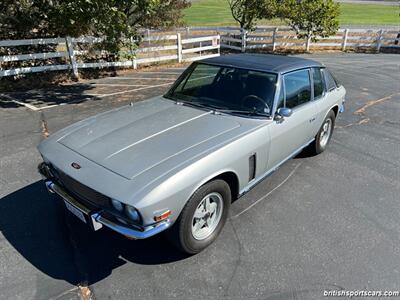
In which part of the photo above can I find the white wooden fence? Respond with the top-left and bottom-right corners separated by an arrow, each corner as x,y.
217,26 -> 400,53
0,34 -> 220,78
1,26 -> 399,78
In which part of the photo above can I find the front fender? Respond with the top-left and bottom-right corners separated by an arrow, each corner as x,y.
133,155 -> 241,226
133,126 -> 269,226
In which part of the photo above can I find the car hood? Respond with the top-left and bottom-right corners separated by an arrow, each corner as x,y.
57,97 -> 241,179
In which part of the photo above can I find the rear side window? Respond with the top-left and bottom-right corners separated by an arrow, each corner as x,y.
312,68 -> 324,99
283,69 -> 311,109
322,69 -> 337,91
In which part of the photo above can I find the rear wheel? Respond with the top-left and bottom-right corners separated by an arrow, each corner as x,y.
310,110 -> 335,154
168,179 -> 231,254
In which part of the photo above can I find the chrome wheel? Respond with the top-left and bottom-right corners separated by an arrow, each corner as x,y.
191,192 -> 224,241
319,118 -> 332,148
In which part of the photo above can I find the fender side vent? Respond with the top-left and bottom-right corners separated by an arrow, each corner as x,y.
249,154 -> 256,181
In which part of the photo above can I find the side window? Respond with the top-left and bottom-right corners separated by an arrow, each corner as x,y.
322,69 -> 337,91
311,68 -> 324,99
283,69 -> 311,109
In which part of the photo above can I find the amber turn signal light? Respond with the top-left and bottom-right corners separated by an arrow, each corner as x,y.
154,210 -> 171,222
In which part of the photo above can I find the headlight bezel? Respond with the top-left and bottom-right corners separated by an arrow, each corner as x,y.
124,205 -> 141,223
109,199 -> 142,224
110,198 -> 124,212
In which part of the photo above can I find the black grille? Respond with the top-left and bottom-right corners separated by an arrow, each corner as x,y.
50,165 -> 111,210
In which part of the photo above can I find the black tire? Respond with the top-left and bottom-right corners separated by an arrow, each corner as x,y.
310,110 -> 336,155
167,179 -> 231,254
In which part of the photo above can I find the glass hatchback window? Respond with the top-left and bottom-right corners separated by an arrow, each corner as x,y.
322,69 -> 337,91
165,62 -> 278,116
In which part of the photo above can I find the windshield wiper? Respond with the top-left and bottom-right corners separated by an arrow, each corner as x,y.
163,94 -> 175,101
168,97 -> 270,118
179,101 -> 224,111
217,109 -> 270,118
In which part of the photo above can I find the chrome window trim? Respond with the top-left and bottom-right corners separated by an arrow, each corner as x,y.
271,73 -> 283,118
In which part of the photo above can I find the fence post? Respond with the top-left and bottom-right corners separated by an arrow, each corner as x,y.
241,28 -> 247,52
65,36 -> 79,79
217,34 -> 221,55
305,36 -> 311,52
342,29 -> 349,51
146,29 -> 151,47
130,36 -> 136,69
272,27 -> 278,52
177,33 -> 182,63
376,29 -> 383,52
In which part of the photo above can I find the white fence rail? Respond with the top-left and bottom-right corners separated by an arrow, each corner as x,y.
1,26 -> 399,78
0,33 -> 220,78
218,26 -> 400,53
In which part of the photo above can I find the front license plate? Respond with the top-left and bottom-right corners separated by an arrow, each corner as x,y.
64,200 -> 87,224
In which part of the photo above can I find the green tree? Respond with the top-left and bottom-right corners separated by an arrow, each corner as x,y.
280,0 -> 340,51
228,0 -> 277,30
0,0 -> 190,50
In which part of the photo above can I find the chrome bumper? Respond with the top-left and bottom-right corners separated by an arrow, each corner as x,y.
45,180 -> 170,239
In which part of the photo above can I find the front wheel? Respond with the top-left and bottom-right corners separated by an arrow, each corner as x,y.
167,179 -> 231,254
310,110 -> 335,155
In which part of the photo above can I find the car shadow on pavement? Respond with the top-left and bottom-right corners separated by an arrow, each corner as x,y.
294,145 -> 319,159
0,84 -> 100,109
0,181 -> 188,285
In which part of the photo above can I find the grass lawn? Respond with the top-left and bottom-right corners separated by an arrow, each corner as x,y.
183,0 -> 400,26
339,3 -> 399,25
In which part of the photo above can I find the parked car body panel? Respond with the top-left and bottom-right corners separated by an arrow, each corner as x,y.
38,54 -> 346,237
56,98 -> 242,180
38,96 -> 272,225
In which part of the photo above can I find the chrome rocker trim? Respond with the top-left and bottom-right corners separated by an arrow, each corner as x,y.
45,180 -> 171,239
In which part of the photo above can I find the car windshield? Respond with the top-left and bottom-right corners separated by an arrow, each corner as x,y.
165,63 -> 278,117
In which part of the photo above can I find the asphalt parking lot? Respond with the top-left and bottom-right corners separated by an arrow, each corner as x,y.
0,53 -> 399,300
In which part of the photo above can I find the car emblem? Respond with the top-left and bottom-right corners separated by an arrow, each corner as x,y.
71,162 -> 81,169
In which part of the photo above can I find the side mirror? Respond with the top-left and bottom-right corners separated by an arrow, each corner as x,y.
275,107 -> 292,121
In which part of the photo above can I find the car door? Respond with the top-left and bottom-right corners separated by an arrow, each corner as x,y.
267,68 -> 318,170
310,67 -> 329,131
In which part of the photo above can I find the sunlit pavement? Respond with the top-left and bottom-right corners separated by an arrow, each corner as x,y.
0,53 -> 399,299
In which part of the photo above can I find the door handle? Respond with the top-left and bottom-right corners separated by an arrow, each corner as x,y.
309,117 -> 316,123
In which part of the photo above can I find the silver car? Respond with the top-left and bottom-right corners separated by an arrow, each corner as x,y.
38,54 -> 346,254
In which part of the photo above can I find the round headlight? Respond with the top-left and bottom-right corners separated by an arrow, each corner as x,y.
111,199 -> 124,212
125,205 -> 140,222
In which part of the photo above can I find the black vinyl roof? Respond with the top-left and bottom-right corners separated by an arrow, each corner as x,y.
200,53 -> 323,74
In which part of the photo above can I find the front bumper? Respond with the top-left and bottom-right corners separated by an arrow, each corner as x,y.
39,163 -> 170,239
46,180 -> 170,239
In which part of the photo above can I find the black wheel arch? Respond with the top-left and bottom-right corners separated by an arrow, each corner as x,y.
206,172 -> 239,202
